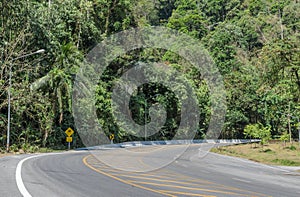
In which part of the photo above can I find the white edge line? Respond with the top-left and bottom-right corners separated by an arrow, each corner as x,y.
16,155 -> 40,197
15,152 -> 75,197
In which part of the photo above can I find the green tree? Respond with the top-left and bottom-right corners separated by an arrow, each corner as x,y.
244,123 -> 271,146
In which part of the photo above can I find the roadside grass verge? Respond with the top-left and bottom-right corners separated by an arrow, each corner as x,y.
0,147 -> 66,158
211,142 -> 300,166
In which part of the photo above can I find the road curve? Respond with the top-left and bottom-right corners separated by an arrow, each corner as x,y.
19,151 -> 162,197
1,144 -> 300,196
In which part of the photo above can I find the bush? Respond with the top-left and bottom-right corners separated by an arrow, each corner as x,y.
289,145 -> 297,151
244,123 -> 271,146
261,148 -> 274,153
279,131 -> 289,146
28,145 -> 39,153
21,143 -> 30,153
10,144 -> 19,152
272,159 -> 300,166
0,147 -> 5,153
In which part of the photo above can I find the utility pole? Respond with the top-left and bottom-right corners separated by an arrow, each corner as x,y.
6,64 -> 12,153
288,102 -> 292,143
144,98 -> 147,141
6,49 -> 45,152
297,117 -> 300,147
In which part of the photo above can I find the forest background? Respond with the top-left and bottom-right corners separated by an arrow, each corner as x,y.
0,0 -> 299,150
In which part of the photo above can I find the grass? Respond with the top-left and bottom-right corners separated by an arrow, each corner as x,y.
211,142 -> 300,166
0,147 -> 66,159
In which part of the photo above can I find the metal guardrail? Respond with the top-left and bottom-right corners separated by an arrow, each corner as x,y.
76,139 -> 260,150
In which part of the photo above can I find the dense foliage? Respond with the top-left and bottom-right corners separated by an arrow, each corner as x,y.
0,0 -> 299,150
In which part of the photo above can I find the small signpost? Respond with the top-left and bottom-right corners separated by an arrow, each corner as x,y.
109,134 -> 114,144
65,128 -> 74,150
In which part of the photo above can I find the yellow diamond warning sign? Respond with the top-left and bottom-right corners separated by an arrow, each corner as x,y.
65,127 -> 74,137
109,134 -> 114,140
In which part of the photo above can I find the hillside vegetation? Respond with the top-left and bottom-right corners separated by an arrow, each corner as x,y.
0,0 -> 299,150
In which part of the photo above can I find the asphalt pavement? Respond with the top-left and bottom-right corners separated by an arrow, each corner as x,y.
0,154 -> 27,197
1,144 -> 300,197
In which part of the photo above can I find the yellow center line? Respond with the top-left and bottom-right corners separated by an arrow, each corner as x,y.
112,173 -> 213,187
87,157 -> 151,174
157,190 -> 216,197
108,171 -> 227,189
113,172 -> 263,196
114,172 -> 265,196
150,170 -> 249,192
109,170 -> 198,180
158,169 -> 269,196
127,180 -> 256,197
83,155 -> 175,197
86,150 -> 268,197
86,157 -> 173,177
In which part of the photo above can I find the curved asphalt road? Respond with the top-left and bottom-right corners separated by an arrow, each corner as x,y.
1,144 -> 300,197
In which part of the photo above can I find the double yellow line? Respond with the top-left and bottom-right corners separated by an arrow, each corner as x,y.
83,155 -> 175,197
83,154 -> 268,197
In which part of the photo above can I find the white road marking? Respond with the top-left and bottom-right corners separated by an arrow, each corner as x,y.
16,155 -> 41,197
15,152 -> 76,197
